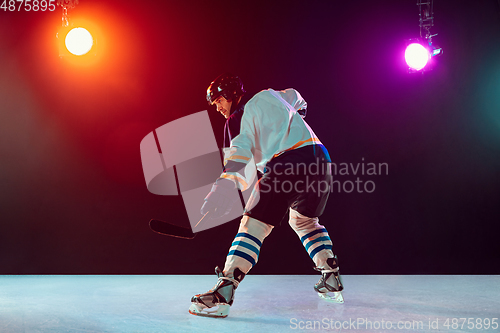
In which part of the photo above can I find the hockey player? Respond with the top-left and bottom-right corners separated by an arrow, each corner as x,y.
188,73 -> 343,318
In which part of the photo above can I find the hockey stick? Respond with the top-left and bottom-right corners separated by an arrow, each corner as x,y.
149,219 -> 196,239
149,211 -> 211,239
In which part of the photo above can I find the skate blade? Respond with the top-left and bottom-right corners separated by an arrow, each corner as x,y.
318,291 -> 344,304
188,303 -> 230,318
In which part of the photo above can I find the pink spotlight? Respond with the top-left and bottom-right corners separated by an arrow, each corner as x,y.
405,43 -> 430,71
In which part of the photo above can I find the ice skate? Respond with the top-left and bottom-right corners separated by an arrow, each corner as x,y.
189,266 -> 245,318
314,256 -> 344,303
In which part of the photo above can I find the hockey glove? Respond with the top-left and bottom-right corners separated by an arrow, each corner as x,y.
200,178 -> 239,219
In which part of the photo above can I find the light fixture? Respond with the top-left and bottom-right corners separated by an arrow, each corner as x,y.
65,27 -> 93,56
57,0 -> 79,27
56,0 -> 97,58
405,0 -> 442,73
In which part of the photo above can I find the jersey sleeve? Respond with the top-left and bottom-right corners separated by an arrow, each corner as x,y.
218,98 -> 261,191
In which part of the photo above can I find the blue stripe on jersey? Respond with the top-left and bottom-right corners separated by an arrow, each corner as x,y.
227,250 -> 256,267
231,240 -> 260,257
300,228 -> 328,244
235,232 -> 262,248
304,236 -> 331,252
309,244 -> 333,260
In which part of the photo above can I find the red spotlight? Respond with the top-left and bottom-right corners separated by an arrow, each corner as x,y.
56,18 -> 102,67
65,27 -> 94,56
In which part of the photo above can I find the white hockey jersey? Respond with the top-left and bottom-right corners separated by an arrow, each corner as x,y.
220,88 -> 323,190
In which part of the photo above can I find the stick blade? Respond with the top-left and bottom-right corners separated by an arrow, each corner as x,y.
149,219 -> 196,239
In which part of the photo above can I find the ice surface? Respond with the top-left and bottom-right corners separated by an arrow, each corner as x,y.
0,275 -> 498,332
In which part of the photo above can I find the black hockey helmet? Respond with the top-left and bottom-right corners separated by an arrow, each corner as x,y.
206,73 -> 246,105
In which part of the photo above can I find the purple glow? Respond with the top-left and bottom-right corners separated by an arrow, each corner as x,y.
405,43 -> 430,71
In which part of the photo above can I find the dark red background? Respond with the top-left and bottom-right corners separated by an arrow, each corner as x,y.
0,0 -> 499,274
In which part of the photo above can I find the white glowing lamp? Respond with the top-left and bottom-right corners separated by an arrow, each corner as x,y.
65,27 -> 93,56
404,43 -> 430,71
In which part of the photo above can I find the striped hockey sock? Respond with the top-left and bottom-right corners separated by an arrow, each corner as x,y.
288,208 -> 334,269
223,216 -> 273,277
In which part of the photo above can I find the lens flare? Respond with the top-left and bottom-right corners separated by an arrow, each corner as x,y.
65,27 -> 93,56
405,43 -> 430,71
